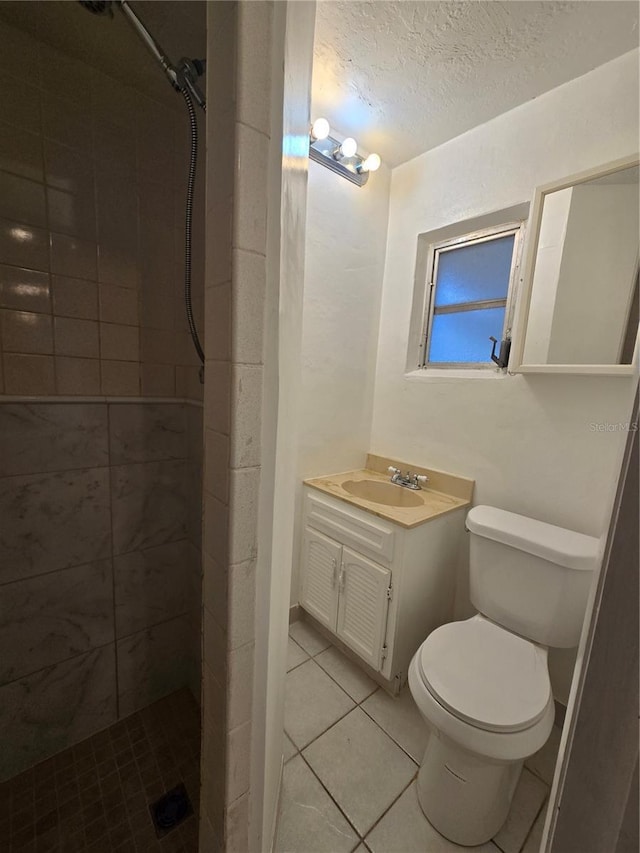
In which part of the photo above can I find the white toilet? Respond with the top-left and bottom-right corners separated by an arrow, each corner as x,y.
408,505 -> 601,847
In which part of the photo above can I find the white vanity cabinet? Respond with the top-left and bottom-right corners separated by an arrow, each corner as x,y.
299,486 -> 466,691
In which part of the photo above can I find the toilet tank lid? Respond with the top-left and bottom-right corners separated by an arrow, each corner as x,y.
466,506 -> 601,571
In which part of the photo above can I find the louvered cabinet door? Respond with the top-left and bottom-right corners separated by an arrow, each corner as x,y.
337,547 -> 391,671
300,528 -> 341,631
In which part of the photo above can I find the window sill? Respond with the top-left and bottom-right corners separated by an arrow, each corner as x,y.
405,368 -> 509,381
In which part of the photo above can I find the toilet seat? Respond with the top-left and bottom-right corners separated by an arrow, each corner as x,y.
416,615 -> 551,734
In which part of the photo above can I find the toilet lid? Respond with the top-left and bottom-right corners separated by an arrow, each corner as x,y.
418,617 -> 551,733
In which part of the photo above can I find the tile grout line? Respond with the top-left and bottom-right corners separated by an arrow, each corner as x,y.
288,631 -> 420,764
106,400 -> 120,722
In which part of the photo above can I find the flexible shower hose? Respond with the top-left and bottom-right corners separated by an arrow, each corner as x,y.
180,86 -> 206,372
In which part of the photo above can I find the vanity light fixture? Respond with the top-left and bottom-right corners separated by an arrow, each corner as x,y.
308,118 -> 381,187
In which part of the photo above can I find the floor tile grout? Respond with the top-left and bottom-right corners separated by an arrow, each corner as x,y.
285,625 -> 550,853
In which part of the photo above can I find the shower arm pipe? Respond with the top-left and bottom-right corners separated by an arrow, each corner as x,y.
117,0 -> 206,110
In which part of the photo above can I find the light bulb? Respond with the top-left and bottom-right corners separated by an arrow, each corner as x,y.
311,117 -> 330,140
340,137 -> 358,158
362,153 -> 381,172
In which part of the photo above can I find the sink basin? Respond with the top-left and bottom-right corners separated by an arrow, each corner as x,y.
341,479 -> 424,508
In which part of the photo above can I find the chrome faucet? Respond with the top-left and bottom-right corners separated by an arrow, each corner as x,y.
388,466 -> 429,490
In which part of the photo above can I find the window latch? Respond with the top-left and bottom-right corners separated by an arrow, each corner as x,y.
489,336 -> 511,369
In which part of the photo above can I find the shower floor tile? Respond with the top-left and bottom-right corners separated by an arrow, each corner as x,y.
3,687 -> 200,852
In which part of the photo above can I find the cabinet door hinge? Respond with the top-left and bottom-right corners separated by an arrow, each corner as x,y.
381,642 -> 388,663
386,583 -> 393,601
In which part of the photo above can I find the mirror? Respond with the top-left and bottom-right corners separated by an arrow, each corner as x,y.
512,156 -> 639,375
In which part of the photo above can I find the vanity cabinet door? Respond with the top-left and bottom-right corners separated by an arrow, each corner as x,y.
300,527 -> 341,631
337,547 -> 391,671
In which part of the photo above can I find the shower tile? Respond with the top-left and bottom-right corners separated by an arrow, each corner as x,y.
97,243 -> 138,289
0,467 -> 111,584
95,166 -> 138,251
228,559 -> 256,650
109,402 -> 187,464
51,275 -> 98,320
236,0 -> 272,137
44,140 -> 94,196
39,43 -> 92,108
55,355 -> 101,395
117,616 -> 190,716
229,466 -> 260,564
99,322 -> 139,362
0,217 -> 49,271
0,265 -> 50,314
42,93 -> 92,153
0,171 -> 47,227
234,123 -> 268,255
0,402 -> 108,476
140,327 -> 176,365
230,364 -> 262,468
0,559 -> 114,684
47,186 -> 97,241
0,77 -> 41,134
0,644 -> 116,783
98,282 -> 138,326
140,363 -> 176,397
100,359 -> 140,396
54,317 -> 99,359
3,353 -> 55,395
0,20 -> 41,84
204,428 -> 229,503
50,232 -> 98,281
203,283 -> 230,361
93,117 -> 137,174
114,540 -> 189,637
1,309 -> 53,354
110,459 -> 187,554
232,249 -> 265,365
0,120 -> 42,182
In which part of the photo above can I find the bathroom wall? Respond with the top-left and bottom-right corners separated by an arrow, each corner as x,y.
0,401 -> 200,782
0,11 -> 204,781
290,156 -> 391,604
0,15 -> 205,400
200,2 -> 275,850
370,48 -> 639,701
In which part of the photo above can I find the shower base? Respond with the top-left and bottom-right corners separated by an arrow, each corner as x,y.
1,688 -> 200,852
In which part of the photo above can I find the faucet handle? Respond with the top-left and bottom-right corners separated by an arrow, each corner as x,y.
388,466 -> 400,475
415,474 -> 429,484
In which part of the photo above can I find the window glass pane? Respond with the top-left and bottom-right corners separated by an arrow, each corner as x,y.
434,234 -> 515,307
428,306 -> 506,363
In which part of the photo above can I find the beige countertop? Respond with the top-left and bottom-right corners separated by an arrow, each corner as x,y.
304,454 -> 474,529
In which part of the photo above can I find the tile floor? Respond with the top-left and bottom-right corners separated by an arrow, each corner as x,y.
277,620 -> 560,853
2,688 -> 200,853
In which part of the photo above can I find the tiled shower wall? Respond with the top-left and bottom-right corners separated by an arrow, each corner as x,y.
0,16 -> 205,400
0,400 -> 201,783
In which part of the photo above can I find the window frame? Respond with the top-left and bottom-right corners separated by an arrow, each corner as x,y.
420,221 -> 525,369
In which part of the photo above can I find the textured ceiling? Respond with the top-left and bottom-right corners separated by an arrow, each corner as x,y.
0,1 -> 206,107
312,1 -> 639,167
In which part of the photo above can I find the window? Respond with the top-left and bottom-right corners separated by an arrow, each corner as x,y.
421,223 -> 524,368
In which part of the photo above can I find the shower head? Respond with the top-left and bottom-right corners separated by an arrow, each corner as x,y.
77,0 -> 205,110
78,1 -> 114,16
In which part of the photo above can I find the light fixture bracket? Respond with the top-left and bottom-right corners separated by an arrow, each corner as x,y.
309,134 -> 370,187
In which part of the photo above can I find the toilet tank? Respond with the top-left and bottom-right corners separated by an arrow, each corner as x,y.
466,506 -> 601,648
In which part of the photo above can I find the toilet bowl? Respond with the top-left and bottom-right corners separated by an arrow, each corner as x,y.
408,505 -> 600,847
408,614 -> 555,845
